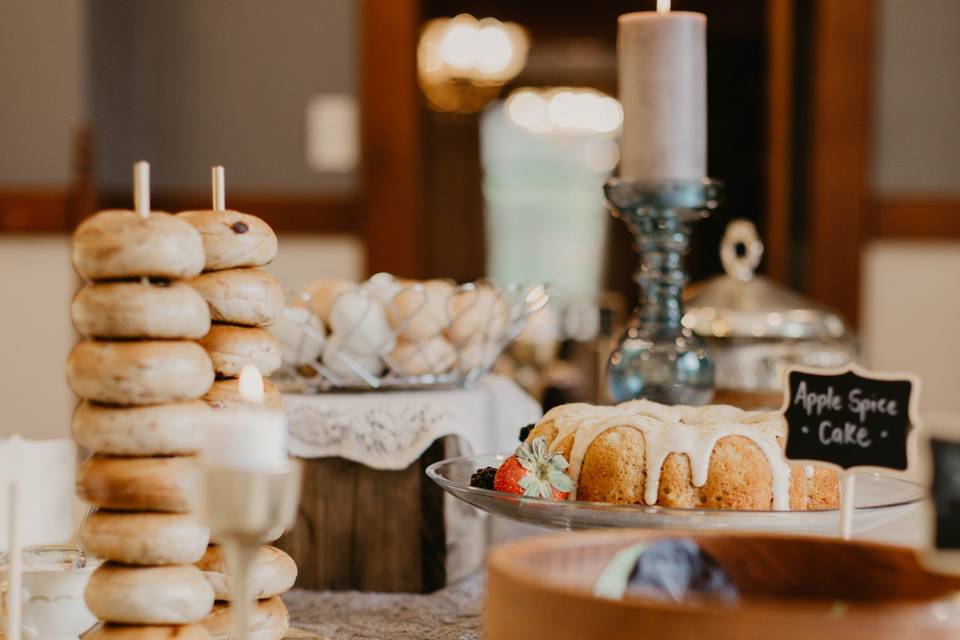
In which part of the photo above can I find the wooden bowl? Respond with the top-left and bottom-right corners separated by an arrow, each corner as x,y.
486,530 -> 960,640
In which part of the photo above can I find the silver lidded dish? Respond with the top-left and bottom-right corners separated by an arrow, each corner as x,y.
683,219 -> 858,408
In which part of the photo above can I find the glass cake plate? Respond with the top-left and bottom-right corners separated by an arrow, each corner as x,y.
427,454 -> 925,535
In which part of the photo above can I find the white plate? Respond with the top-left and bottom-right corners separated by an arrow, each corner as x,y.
427,454 -> 925,535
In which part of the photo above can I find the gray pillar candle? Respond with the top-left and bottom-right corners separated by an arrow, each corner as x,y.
618,7 -> 707,181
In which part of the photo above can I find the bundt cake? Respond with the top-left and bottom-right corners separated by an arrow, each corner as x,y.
526,400 -> 839,511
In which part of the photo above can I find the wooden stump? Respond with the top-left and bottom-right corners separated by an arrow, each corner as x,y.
277,438 -> 449,593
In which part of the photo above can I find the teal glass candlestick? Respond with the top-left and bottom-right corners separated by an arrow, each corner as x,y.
604,178 -> 723,405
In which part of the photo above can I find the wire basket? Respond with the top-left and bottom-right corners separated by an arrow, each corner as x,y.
271,275 -> 549,393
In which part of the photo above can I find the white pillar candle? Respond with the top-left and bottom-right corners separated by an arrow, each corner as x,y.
202,366 -> 288,472
618,1 -> 707,181
203,409 -> 288,472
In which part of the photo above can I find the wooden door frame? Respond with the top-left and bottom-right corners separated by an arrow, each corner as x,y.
805,0 -> 875,327
359,0 -> 425,278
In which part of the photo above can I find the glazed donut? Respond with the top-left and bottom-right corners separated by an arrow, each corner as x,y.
179,210 -> 278,271
386,279 -> 453,342
72,400 -> 213,456
203,378 -> 283,410
85,563 -> 214,625
66,340 -> 214,406
202,597 -> 289,640
72,281 -> 211,340
189,268 -> 284,327
80,511 -> 209,565
72,210 -> 205,281
197,545 -> 297,601
77,455 -> 197,513
388,336 -> 456,376
447,285 -> 510,345
198,324 -> 282,378
85,623 -> 212,640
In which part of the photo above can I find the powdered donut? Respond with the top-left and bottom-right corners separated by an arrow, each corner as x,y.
203,378 -> 283,410
72,281 -> 210,340
179,210 -> 278,271
72,210 -> 205,281
298,279 -> 354,323
386,279 -> 454,342
387,336 -> 457,376
202,597 -> 288,640
80,511 -> 209,565
85,563 -> 214,624
269,306 -> 326,366
66,340 -> 214,405
84,623 -> 212,640
328,291 -> 395,355
447,285 -> 510,345
72,400 -> 212,456
321,335 -> 384,384
189,268 -> 285,327
196,545 -> 297,601
77,455 -> 198,513
198,324 -> 282,378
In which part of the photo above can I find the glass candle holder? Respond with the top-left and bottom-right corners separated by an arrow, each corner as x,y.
603,178 -> 723,405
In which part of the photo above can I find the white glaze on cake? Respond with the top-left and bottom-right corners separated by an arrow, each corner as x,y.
538,400 -> 794,510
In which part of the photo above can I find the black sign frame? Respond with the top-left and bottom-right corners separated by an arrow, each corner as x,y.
779,364 -> 922,474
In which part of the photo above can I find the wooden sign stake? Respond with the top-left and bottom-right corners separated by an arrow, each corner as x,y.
780,363 -> 921,541
212,165 -> 225,211
133,161 -> 150,219
839,474 -> 856,540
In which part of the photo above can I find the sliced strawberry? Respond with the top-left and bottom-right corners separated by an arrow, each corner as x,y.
492,436 -> 574,500
493,456 -> 526,495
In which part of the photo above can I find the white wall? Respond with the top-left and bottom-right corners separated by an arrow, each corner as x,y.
90,0 -> 358,193
860,0 -> 960,419
0,0 -> 89,438
871,0 -> 960,194
0,237 -> 77,438
861,242 -> 960,416
0,0 -> 88,186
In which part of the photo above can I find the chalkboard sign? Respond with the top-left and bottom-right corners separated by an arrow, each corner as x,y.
782,366 -> 917,471
931,438 -> 960,551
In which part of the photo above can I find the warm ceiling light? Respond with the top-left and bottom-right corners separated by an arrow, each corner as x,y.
418,14 -> 529,113
505,87 -> 623,135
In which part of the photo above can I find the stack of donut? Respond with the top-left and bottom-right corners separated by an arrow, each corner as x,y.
178,208 -> 296,639
68,209 -> 217,637
179,209 -> 284,409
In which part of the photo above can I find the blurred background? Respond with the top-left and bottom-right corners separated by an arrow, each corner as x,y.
1,0 -> 958,438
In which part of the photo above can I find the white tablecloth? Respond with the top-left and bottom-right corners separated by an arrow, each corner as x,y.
283,374 -> 542,469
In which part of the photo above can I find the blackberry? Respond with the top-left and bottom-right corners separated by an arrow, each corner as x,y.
518,423 -> 535,442
470,466 -> 498,490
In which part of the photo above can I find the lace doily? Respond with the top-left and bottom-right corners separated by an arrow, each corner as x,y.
284,375 -> 542,469
284,573 -> 484,640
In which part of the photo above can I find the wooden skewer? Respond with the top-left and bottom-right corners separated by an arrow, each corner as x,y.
212,165 -> 225,211
133,161 -> 150,219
